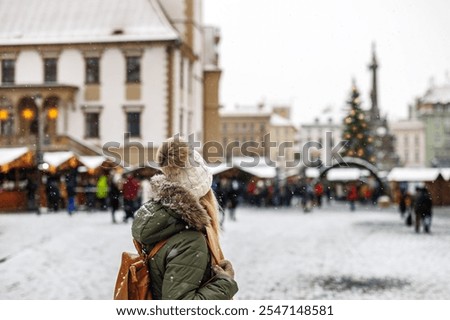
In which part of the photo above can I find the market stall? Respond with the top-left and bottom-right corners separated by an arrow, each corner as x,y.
0,147 -> 34,211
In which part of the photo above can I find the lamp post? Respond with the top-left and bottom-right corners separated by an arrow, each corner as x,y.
34,94 -> 44,215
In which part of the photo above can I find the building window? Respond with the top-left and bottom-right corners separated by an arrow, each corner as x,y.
126,56 -> 141,83
127,112 -> 141,137
260,123 -> 266,133
1,59 -> 15,84
44,58 -> 57,83
0,110 -> 13,136
85,57 -> 100,84
85,113 -> 100,138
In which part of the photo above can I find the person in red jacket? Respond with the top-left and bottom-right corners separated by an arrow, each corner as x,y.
122,174 -> 140,222
347,184 -> 358,211
314,182 -> 324,208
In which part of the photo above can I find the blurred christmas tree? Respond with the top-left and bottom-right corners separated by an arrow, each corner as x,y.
341,82 -> 375,163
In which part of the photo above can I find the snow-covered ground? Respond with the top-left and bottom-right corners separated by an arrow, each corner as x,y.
1,203 -> 450,300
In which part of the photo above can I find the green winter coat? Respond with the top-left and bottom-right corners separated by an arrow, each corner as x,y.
131,175 -> 238,300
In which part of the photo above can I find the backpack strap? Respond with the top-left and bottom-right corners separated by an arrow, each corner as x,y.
148,239 -> 169,259
133,239 -> 168,261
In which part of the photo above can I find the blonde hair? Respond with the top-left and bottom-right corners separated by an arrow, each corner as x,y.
200,189 -> 224,264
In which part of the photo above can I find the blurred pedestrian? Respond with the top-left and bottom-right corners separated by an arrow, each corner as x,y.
414,187 -> 433,233
65,169 -> 77,215
314,182 -> 324,208
246,180 -> 256,206
109,177 -> 121,224
96,174 -> 109,210
301,182 -> 314,213
25,175 -> 37,211
398,189 -> 407,218
325,184 -> 332,204
46,176 -> 60,212
84,178 -> 96,211
122,174 -> 140,223
212,177 -> 227,227
347,184 -> 358,211
404,192 -> 413,226
227,178 -> 240,221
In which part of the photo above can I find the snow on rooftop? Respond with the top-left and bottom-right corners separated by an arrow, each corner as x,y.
0,0 -> 178,45
387,167 -> 440,182
220,105 -> 272,117
231,157 -> 277,179
326,168 -> 361,181
390,119 -> 424,130
270,113 -> 294,127
441,168 -> 450,181
421,85 -> 450,104
305,167 -> 320,178
43,151 -> 75,168
207,162 -> 232,175
0,147 -> 29,166
78,156 -> 106,170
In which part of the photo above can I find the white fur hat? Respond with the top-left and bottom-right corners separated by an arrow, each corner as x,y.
157,137 -> 212,199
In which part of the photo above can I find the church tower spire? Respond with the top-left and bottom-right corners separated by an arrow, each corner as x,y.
368,42 -> 380,121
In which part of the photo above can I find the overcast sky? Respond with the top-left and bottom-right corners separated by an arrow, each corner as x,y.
203,0 -> 450,125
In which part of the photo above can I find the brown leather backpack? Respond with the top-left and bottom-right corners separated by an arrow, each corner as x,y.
114,239 -> 167,300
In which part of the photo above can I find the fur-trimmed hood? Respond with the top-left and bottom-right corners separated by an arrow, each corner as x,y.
149,174 -> 211,230
132,174 -> 211,245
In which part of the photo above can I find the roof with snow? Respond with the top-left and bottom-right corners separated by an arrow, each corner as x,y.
78,156 -> 107,170
326,168 -> 362,181
232,157 -> 277,179
305,167 -> 320,179
387,167 -> 441,182
421,85 -> 450,104
43,151 -> 76,168
0,0 -> 178,46
220,105 -> 272,117
270,113 -> 296,128
0,147 -> 29,166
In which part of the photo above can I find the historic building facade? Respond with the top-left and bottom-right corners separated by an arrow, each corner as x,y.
0,0 -> 221,167
219,104 -> 298,164
391,119 -> 426,167
416,84 -> 450,167
298,118 -> 342,163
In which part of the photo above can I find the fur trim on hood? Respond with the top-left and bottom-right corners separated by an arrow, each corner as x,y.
149,174 -> 211,231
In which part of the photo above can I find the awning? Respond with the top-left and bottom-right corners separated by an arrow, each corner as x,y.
208,162 -> 233,176
0,147 -> 33,172
43,151 -> 78,172
239,165 -> 277,179
305,167 -> 320,179
387,168 -> 440,182
440,168 -> 450,181
327,168 -> 361,181
78,156 -> 107,170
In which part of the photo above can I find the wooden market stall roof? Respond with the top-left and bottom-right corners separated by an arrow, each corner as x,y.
0,147 -> 33,173
387,168 -> 441,182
